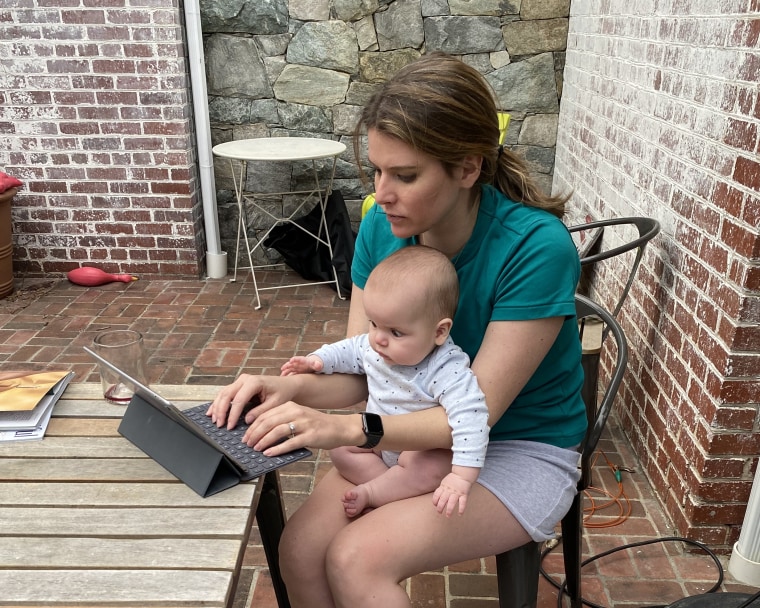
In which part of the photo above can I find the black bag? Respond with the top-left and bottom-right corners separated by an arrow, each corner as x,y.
263,190 -> 355,297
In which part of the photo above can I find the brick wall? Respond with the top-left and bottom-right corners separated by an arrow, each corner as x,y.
554,0 -> 759,550
0,1 -> 204,278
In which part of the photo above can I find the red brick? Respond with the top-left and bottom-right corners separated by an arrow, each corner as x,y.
61,9 -> 105,24
724,118 -> 758,152
720,380 -> 760,404
733,325 -> 760,350
734,156 -> 760,191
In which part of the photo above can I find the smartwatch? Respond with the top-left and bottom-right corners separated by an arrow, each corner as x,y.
358,412 -> 384,449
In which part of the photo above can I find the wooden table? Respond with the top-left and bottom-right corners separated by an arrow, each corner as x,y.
0,383 -> 291,607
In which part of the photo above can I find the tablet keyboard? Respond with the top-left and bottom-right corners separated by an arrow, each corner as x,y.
182,403 -> 312,480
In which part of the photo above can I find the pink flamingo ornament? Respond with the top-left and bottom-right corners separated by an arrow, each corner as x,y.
67,267 -> 138,287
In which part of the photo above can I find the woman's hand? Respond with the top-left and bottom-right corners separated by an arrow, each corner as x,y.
206,373 -> 300,430
243,401 -> 364,456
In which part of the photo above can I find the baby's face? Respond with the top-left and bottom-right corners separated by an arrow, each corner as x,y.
363,284 -> 443,367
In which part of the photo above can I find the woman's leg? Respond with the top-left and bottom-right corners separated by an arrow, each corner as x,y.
324,482 -> 532,608
279,467 -> 354,608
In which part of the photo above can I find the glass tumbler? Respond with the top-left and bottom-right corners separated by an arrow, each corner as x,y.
92,329 -> 148,405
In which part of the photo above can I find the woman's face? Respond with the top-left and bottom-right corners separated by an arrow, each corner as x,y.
367,129 -> 469,239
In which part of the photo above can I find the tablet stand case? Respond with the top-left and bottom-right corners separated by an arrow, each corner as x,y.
118,394 -> 241,497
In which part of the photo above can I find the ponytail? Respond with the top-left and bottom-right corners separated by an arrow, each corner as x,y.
490,146 -> 568,219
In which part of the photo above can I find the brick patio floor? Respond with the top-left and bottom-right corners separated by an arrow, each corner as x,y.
0,270 -> 755,608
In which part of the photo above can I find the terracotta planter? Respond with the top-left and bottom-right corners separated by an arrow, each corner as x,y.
0,186 -> 18,299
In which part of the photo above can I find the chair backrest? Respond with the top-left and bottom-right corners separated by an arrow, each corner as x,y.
575,294 -> 628,490
568,217 -> 660,322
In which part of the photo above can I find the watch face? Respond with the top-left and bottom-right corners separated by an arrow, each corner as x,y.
363,412 -> 383,435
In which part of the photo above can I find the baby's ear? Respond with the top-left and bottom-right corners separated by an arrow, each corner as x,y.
434,318 -> 453,345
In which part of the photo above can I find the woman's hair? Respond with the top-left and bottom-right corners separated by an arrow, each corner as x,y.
353,52 -> 567,218
367,245 -> 459,320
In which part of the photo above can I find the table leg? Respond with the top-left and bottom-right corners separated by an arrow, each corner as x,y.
229,159 -> 263,308
230,159 -> 244,283
256,471 -> 292,608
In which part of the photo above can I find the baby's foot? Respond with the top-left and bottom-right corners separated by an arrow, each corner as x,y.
342,485 -> 371,517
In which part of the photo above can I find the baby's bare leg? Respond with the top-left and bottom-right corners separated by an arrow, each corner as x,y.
330,446 -> 388,485
344,449 -> 452,517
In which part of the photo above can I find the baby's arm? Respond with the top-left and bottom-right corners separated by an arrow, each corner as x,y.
432,464 -> 480,517
281,354 -> 324,376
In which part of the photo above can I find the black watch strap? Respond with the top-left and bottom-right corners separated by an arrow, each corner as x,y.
358,412 -> 384,449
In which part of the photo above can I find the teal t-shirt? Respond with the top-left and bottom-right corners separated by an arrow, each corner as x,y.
352,184 -> 587,448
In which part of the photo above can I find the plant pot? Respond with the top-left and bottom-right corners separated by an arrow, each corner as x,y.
0,186 -> 18,299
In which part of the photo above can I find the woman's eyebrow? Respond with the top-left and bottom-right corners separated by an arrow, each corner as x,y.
368,161 -> 417,171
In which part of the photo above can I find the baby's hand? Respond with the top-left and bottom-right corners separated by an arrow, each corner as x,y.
280,354 -> 324,376
432,472 -> 474,517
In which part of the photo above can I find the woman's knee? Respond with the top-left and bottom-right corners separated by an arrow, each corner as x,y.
324,529 -> 373,595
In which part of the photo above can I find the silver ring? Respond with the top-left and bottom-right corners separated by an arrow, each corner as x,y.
288,422 -> 296,439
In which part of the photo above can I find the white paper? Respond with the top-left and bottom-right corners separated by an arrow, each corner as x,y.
0,371 -> 74,440
0,397 -> 56,441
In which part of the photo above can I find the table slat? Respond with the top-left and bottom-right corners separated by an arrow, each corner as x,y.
0,482 -> 256,506
0,507 -> 250,536
0,570 -> 231,605
0,537 -> 242,569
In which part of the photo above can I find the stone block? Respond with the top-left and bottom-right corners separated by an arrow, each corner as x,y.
449,0 -> 519,16
518,114 -> 559,147
486,53 -> 559,112
273,65 -> 350,106
288,0 -> 330,21
200,0 -> 287,34
423,16 -> 504,54
504,18 -> 569,56
375,0 -> 425,51
206,35 -> 272,98
359,49 -> 421,83
286,21 -> 359,73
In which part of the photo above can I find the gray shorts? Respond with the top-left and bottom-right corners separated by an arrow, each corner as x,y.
476,440 -> 581,542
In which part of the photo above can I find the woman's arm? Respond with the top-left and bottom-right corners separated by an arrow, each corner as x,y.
472,316 -> 564,426
346,283 -> 369,337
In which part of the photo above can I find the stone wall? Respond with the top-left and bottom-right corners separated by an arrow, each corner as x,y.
205,0 -> 571,265
554,0 -> 759,551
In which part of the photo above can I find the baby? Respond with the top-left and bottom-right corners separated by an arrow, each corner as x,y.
282,245 -> 490,517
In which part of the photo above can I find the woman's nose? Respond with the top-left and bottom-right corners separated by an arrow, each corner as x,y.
373,175 -> 393,205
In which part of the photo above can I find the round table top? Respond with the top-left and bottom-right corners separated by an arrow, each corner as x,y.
212,137 -> 346,161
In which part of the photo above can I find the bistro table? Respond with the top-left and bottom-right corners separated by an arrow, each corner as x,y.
212,137 -> 347,309
0,382 -> 292,608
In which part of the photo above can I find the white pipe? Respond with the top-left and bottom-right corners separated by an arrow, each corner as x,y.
183,0 -> 227,279
728,463 -> 760,585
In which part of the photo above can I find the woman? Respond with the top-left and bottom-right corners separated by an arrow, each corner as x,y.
208,52 -> 586,608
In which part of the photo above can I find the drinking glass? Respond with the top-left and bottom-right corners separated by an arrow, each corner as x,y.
92,329 -> 148,405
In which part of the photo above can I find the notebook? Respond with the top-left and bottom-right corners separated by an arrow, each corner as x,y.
84,346 -> 311,495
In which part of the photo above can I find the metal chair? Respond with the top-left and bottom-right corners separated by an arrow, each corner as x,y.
569,216 -> 659,415
569,216 -> 661,325
496,294 -> 629,608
